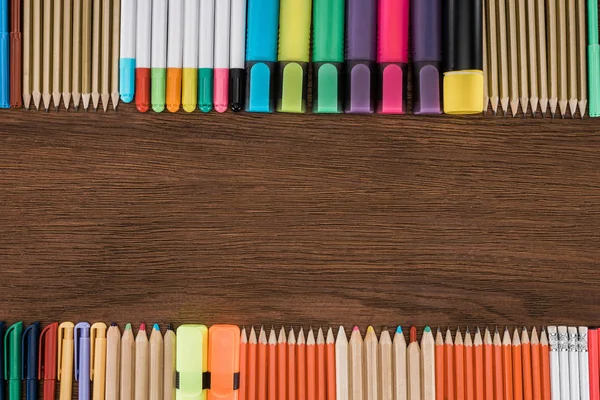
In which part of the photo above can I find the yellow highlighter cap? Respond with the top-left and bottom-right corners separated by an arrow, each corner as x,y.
176,325 -> 208,400
443,70 -> 484,114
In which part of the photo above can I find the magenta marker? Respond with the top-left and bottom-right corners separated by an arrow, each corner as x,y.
344,0 -> 377,114
412,0 -> 442,114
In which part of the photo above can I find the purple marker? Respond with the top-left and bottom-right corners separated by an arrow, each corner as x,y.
345,0 -> 377,113
412,0 -> 442,114
74,323 -> 91,400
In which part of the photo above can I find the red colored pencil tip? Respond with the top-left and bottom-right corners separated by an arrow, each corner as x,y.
139,323 -> 146,331
410,326 -> 417,342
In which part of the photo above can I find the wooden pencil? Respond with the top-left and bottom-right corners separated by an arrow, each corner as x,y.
297,328 -> 307,400
517,0 -> 529,114
105,323 -> 121,400
576,0 -> 587,117
326,328 -> 336,400
487,0 -> 499,114
163,325 -> 175,400
526,0 -> 538,115
81,0 -> 92,110
239,328 -> 247,400
464,328 -> 474,400
134,324 -> 149,400
364,326 -> 378,400
349,326 -> 363,400
247,327 -> 258,400
483,1 -> 489,113
445,328 -> 455,400
268,328 -> 277,400
512,329 -> 523,400
258,327 -> 268,400
474,329 -> 484,400
31,0 -> 41,110
407,327 -> 420,400
62,0 -> 72,109
91,0 -> 101,110
502,329 -> 513,400
380,329 -> 393,400
111,0 -> 120,110
507,0 -> 519,115
546,0 -> 558,116
288,328 -> 297,400
421,327 -> 436,400
101,0 -> 112,111
72,0 -> 82,109
536,0 -> 548,115
120,324 -> 135,400
530,328 -> 542,400
22,0 -> 31,109
317,328 -> 327,400
335,326 -> 348,400
484,328 -> 494,400
497,0 -> 509,114
394,327 -> 407,400
540,329 -> 550,400
149,324 -> 164,400
567,0 -> 578,117
493,328 -> 504,400
557,0 -> 568,117
52,0 -> 62,109
522,328 -> 533,400
278,327 -> 288,400
307,328 -> 317,400
454,329 -> 464,400
41,0 -> 52,111
435,329 -> 444,400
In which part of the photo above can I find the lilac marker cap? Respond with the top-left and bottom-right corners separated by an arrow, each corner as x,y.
345,0 -> 377,113
412,0 -> 442,114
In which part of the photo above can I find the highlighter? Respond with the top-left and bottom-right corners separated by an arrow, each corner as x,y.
412,0 -> 442,114
0,0 -> 9,108
151,0 -> 168,113
245,0 -> 280,112
443,0 -> 484,114
207,325 -> 240,400
176,325 -> 208,400
166,0 -> 183,112
22,322 -> 40,400
377,0 -> 409,114
312,0 -> 345,113
39,323 -> 58,400
74,322 -> 91,400
4,322 -> 23,400
345,0 -> 376,113
120,0 -> 137,103
276,0 -> 312,113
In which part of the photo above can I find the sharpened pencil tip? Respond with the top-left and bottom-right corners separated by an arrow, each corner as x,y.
153,323 -> 160,331
125,323 -> 132,330
110,322 -> 117,327
396,326 -> 403,334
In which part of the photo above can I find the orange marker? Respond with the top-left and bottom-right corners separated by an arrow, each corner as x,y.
247,327 -> 258,400
445,328 -> 455,400
454,329 -> 465,400
435,329 -> 445,400
277,328 -> 287,400
297,328 -> 307,400
493,329 -> 504,400
540,329 -> 551,400
165,0 -> 182,112
307,328 -> 317,400
484,328 -> 494,400
268,328 -> 277,400
207,324 -> 240,400
288,328 -> 297,400
239,328 -> 247,400
257,327 -> 268,400
502,329 -> 513,400
464,329 -> 474,400
530,328 -> 542,400
512,329 -> 523,400
316,328 -> 326,400
522,328 -> 533,400
474,328 -> 484,400
325,328 -> 336,400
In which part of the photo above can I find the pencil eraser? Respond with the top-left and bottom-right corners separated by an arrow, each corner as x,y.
245,61 -> 276,113
207,325 -> 240,400
229,68 -> 246,112
198,68 -> 214,113
119,58 -> 136,103
377,62 -> 407,114
345,61 -> 376,114
443,70 -> 484,114
135,68 -> 151,113
413,62 -> 442,114
312,62 -> 344,113
214,69 -> 229,113
277,61 -> 308,113
176,325 -> 208,400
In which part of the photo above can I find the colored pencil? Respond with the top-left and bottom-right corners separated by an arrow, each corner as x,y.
62,0 -> 73,109
487,0 -> 499,114
536,0 -> 548,115
349,326 -> 363,400
149,324 -> 164,400
513,329 -> 523,400
317,328 -> 326,400
380,329 -> 393,400
557,0 -> 568,117
364,326 -> 378,400
507,0 -> 518,115
335,326 -> 348,400
258,327 -> 268,400
41,0 -> 52,111
268,328 -> 277,400
134,324 -> 149,400
522,328 -> 533,400
526,0 -> 538,115
502,328 -> 513,400
422,326 -> 436,400
297,328 -> 307,400
484,328 -> 494,400
52,0 -> 62,109
407,326 -> 420,400
497,0 -> 509,114
105,323 -> 121,400
71,0 -> 82,109
111,0 -> 120,110
278,327 -> 287,400
517,0 -> 528,114
576,0 -> 587,117
239,328 -> 247,400
99,0 -> 111,111
493,329 -> 504,400
474,328 -> 484,400
540,329 -> 551,400
395,327 -> 407,400
120,324 -> 134,400
549,0 -> 560,116
326,328 -> 336,400
288,328 -> 297,400
464,328 -> 474,400
587,328 -> 599,400
91,0 -> 101,110
445,328 -> 455,400
81,0 -> 92,110
307,328 -> 317,400
567,0 -> 578,117
530,328 -> 541,400
454,329 -> 464,400
164,325 -> 176,400
248,327 -> 258,400
435,329 -> 444,400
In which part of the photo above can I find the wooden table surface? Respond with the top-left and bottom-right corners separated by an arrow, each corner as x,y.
0,106 -> 598,329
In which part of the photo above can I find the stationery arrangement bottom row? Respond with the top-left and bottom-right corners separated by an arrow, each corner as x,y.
2,322 -> 595,400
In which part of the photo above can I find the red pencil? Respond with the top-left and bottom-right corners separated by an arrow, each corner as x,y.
297,328 -> 307,400
277,328 -> 287,400
445,328 -> 455,400
502,329 -> 513,400
435,329 -> 445,400
267,328 -> 277,400
257,327 -> 268,400
522,328 -> 533,400
454,329 -> 465,400
474,328 -> 485,400
288,328 -> 297,400
493,328 -> 504,400
512,329 -> 523,400
589,328 -> 600,400
247,327 -> 258,400
316,328 -> 326,400
325,328 -> 336,400
307,328 -> 317,400
484,328 -> 494,400
464,328 -> 474,400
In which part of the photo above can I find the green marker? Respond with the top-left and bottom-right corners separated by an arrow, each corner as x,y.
151,0 -> 168,113
312,0 -> 345,113
4,321 -> 23,400
588,0 -> 600,116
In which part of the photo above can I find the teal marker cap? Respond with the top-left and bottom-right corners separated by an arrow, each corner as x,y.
151,69 -> 167,113
246,61 -> 276,112
312,62 -> 344,113
119,58 -> 136,103
198,69 -> 213,113
589,45 -> 600,117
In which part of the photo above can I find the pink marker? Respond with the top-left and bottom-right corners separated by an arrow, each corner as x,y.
213,0 -> 231,113
377,0 -> 409,114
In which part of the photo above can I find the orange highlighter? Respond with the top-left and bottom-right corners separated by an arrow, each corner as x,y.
207,325 -> 240,400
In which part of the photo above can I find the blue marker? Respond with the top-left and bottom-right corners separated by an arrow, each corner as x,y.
244,0 -> 280,112
119,0 -> 137,103
22,323 -> 40,400
0,0 -> 9,108
74,323 -> 91,400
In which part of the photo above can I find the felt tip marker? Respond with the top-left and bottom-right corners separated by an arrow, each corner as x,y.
345,0 -> 377,113
166,0 -> 183,112
120,0 -> 137,103
182,0 -> 199,112
23,322 -> 40,400
74,323 -> 91,400
214,0 -> 230,112
443,0 -> 484,114
312,0 -> 345,113
588,0 -> 600,116
244,0 -> 280,112
5,322 -> 23,400
377,0 -> 409,114
413,0 -> 442,114
229,0 -> 247,112
135,0 -> 151,112
10,0 -> 22,108
277,0 -> 312,113
0,0 -> 9,108
151,0 -> 167,112
198,0 -> 214,112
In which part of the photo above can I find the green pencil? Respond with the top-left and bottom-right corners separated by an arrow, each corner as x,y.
588,0 -> 600,116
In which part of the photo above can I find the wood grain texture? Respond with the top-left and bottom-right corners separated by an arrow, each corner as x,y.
0,105 -> 598,328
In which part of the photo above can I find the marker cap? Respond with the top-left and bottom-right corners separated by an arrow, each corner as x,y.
277,61 -> 308,113
229,68 -> 246,112
345,61 -> 376,113
245,61 -> 276,112
313,62 -> 343,113
413,62 -> 442,114
119,58 -> 136,103
198,68 -> 213,113
207,325 -> 240,400
166,68 -> 182,113
377,62 -> 408,114
443,70 -> 484,114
